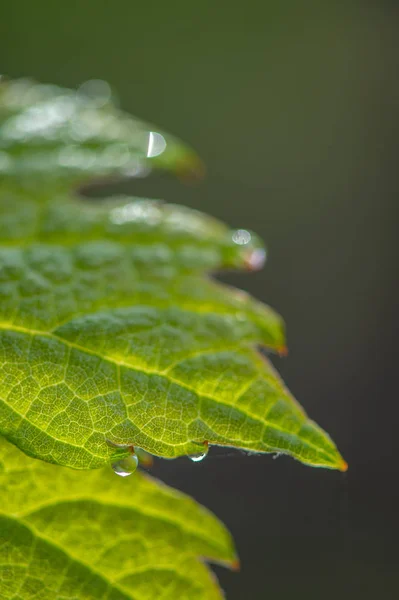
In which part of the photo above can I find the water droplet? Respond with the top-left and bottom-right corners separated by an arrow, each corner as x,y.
232,229 -> 251,245
147,131 -> 167,158
112,453 -> 139,477
188,442 -> 209,462
273,452 -> 282,460
189,452 -> 206,462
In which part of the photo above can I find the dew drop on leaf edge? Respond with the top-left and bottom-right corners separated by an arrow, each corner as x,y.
188,442 -> 209,463
112,453 -> 139,477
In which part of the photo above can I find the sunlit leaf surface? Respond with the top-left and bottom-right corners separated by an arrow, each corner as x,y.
0,437 -> 234,599
0,79 -> 346,472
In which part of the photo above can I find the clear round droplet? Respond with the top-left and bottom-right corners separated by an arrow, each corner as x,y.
188,443 -> 209,463
112,453 -> 139,477
232,229 -> 251,245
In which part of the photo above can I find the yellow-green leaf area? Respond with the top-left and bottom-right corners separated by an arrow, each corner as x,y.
0,437 -> 234,600
0,79 -> 346,472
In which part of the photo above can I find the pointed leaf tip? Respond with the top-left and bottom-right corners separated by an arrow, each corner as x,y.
0,78 -> 344,475
231,559 -> 241,572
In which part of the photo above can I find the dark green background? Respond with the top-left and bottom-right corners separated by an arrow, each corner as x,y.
2,1 -> 398,598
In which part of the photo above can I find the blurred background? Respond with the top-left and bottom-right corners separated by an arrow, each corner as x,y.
1,1 -> 398,598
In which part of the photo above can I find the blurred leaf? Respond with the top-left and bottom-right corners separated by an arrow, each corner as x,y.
0,79 -> 346,472
0,436 -> 234,600
0,77 -> 201,181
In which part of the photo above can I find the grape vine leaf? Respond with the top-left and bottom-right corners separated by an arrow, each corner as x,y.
0,78 -> 347,472
0,436 -> 235,600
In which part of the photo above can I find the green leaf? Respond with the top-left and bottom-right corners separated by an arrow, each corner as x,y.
0,436 -> 235,600
0,78 -> 346,472
0,77 -> 201,181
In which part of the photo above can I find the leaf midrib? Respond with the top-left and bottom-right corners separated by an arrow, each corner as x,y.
0,322 -> 339,466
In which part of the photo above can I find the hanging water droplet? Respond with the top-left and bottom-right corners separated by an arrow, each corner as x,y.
188,442 -> 209,463
112,453 -> 139,477
189,452 -> 206,462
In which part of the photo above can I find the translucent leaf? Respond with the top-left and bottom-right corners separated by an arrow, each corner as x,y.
0,437 -> 234,600
0,79 -> 346,472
